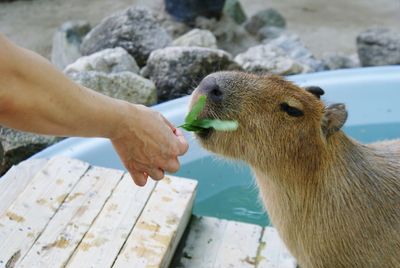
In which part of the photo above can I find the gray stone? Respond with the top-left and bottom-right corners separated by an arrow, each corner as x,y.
266,33 -> 326,72
234,44 -> 305,75
80,6 -> 172,66
64,47 -> 139,74
172,29 -> 217,49
0,128 -> 60,175
223,0 -> 247,24
141,46 -> 241,102
156,12 -> 190,39
257,26 -> 285,41
51,20 -> 91,70
356,27 -> 400,66
321,52 -> 360,70
195,15 -> 258,56
68,71 -> 157,105
244,8 -> 286,36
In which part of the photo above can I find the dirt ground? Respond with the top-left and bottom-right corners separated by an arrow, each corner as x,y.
0,0 -> 399,59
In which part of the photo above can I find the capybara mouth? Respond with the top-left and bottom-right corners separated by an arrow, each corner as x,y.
196,127 -> 213,139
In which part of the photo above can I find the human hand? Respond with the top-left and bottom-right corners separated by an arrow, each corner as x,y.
110,104 -> 188,186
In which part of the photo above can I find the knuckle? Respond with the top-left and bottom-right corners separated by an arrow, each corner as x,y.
171,144 -> 181,156
154,172 -> 164,181
169,161 -> 180,173
162,159 -> 179,173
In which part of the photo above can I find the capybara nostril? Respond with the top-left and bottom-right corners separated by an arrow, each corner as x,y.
198,76 -> 223,102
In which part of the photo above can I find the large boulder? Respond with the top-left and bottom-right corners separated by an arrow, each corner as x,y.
156,12 -> 191,39
141,46 -> 240,102
195,15 -> 258,56
0,128 -> 59,175
223,0 -> 247,25
172,29 -> 218,49
266,33 -> 326,72
356,27 -> 400,66
234,44 -> 304,75
64,47 -> 139,74
80,7 -> 172,66
244,8 -> 286,35
256,26 -> 285,42
67,71 -> 157,105
51,21 -> 91,70
321,52 -> 360,70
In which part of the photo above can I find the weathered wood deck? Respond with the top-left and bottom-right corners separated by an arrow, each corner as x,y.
0,157 -> 296,268
171,216 -> 296,268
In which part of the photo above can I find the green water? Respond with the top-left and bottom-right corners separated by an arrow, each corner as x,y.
175,122 -> 400,226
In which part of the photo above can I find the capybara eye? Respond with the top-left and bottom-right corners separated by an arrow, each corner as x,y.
280,102 -> 304,117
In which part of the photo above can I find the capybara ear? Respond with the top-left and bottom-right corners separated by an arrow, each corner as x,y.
305,86 -> 325,99
321,103 -> 348,137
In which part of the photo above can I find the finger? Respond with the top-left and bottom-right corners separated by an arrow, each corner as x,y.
175,129 -> 189,155
161,117 -> 188,156
124,161 -> 147,186
164,158 -> 180,173
146,168 -> 165,181
130,170 -> 148,186
162,116 -> 176,131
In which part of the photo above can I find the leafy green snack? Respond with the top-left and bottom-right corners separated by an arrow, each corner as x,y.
179,95 -> 239,132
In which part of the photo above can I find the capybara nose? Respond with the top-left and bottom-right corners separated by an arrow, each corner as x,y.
198,76 -> 223,102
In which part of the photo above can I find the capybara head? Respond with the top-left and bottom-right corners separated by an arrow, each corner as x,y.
190,71 -> 348,171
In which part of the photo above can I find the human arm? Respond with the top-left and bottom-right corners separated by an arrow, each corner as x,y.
0,34 -> 188,186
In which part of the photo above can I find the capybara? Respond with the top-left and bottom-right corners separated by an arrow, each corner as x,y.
190,71 -> 400,268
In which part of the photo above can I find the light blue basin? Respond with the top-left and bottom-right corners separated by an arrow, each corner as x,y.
32,66 -> 400,226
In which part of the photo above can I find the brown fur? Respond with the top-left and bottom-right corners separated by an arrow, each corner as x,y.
191,71 -> 400,268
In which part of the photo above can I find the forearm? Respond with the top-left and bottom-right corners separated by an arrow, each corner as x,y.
0,34 -> 130,138
0,35 -> 189,186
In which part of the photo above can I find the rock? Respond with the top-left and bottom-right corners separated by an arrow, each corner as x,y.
68,71 -> 157,105
356,27 -> 400,66
266,33 -> 326,72
257,26 -> 285,41
156,12 -> 191,39
244,8 -> 286,35
321,52 -> 360,70
195,15 -> 258,56
223,0 -> 247,24
64,47 -> 139,74
164,0 -> 226,23
141,46 -> 240,102
234,44 -> 305,75
80,7 -> 172,66
51,20 -> 91,70
0,128 -> 60,175
172,29 -> 218,49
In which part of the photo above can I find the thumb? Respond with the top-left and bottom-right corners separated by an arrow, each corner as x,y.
174,128 -> 189,155
162,117 -> 188,155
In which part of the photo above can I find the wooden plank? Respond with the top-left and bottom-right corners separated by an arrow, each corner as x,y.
215,220 -> 263,267
256,227 -> 297,268
0,158 -> 48,217
66,173 -> 156,268
113,176 -> 198,268
18,166 -> 124,267
0,157 -> 89,268
173,216 -> 262,268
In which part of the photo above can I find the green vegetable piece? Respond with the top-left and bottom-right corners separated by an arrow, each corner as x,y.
179,95 -> 239,132
191,119 -> 239,131
179,124 -> 205,132
185,95 -> 207,124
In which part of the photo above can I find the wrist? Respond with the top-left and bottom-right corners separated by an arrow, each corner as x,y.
106,100 -> 144,141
